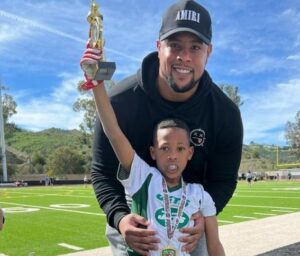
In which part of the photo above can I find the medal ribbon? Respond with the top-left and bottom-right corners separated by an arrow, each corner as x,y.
162,177 -> 187,241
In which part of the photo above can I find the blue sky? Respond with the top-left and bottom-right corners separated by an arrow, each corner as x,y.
0,0 -> 300,146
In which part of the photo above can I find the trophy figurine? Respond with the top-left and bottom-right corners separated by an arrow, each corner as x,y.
82,0 -> 116,81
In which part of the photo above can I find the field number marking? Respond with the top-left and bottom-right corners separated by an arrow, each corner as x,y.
3,207 -> 40,213
0,201 -> 105,216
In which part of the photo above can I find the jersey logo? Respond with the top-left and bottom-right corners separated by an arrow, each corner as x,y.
190,128 -> 206,146
155,208 -> 189,228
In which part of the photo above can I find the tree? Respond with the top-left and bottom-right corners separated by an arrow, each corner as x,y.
219,84 -> 243,107
73,81 -> 96,137
45,146 -> 85,176
2,92 -> 17,124
285,111 -> 300,156
73,80 -> 116,137
1,87 -> 18,138
32,152 -> 46,174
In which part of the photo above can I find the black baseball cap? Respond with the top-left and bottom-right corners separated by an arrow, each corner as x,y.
159,0 -> 212,45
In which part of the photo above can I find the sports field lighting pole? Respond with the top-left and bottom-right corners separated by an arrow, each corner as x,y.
0,85 -> 8,182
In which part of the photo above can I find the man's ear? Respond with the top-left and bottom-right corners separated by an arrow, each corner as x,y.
188,146 -> 194,160
150,146 -> 156,160
205,44 -> 212,64
156,40 -> 161,50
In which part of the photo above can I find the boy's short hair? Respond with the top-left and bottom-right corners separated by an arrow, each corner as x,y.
152,118 -> 190,144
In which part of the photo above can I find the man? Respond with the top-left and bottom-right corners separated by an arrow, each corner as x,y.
81,0 -> 243,255
246,170 -> 252,186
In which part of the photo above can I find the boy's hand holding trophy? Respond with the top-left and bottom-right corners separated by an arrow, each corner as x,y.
80,0 -> 115,90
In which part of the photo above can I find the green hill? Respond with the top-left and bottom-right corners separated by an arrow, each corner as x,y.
2,128 -> 299,178
6,128 -> 89,156
2,128 -> 92,178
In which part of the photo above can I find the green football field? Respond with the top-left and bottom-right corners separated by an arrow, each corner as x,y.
0,181 -> 299,256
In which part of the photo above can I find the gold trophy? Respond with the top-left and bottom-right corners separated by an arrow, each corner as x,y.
83,0 -> 116,80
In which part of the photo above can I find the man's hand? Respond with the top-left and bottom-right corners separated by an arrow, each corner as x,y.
119,214 -> 160,256
178,211 -> 204,253
80,42 -> 103,90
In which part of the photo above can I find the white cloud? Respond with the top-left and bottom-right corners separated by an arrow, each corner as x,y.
0,9 -> 84,44
11,102 -> 83,132
0,24 -> 21,42
11,73 -> 84,131
52,73 -> 83,103
242,78 -> 300,145
230,55 -> 284,75
281,8 -> 300,25
287,54 -> 300,61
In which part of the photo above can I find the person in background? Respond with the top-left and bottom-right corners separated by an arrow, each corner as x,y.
246,170 -> 252,186
83,175 -> 88,188
288,171 -> 292,181
0,208 -> 5,231
80,0 -> 243,255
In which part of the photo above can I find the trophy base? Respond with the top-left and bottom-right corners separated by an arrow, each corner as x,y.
94,61 -> 116,80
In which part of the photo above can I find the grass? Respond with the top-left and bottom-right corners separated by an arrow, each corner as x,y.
0,181 -> 299,255
218,180 -> 300,223
0,185 -> 107,256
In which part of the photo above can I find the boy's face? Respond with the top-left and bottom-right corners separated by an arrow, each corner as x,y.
150,127 -> 194,187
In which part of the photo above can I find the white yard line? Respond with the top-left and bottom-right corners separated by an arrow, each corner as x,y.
0,201 -> 106,216
271,209 -> 295,213
233,195 -> 300,199
3,191 -> 94,198
218,220 -> 235,224
228,203 -> 300,210
58,243 -> 83,251
233,215 -> 256,219
253,212 -> 276,216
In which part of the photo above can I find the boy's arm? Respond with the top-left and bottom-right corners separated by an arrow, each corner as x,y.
205,216 -> 225,256
92,84 -> 134,171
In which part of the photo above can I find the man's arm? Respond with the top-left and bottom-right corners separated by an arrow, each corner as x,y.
205,111 -> 243,213
91,117 -> 130,229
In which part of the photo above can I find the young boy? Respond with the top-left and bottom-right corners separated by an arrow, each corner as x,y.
90,78 -> 225,255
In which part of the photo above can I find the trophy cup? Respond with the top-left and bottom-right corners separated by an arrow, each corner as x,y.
83,0 -> 116,81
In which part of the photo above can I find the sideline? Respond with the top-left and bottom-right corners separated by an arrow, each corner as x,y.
60,212 -> 300,256
219,211 -> 300,255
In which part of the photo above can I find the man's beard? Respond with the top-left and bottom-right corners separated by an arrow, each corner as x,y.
165,74 -> 197,93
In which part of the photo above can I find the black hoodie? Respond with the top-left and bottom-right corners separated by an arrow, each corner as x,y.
91,52 -> 243,230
